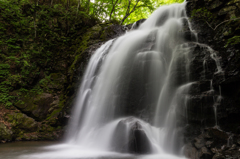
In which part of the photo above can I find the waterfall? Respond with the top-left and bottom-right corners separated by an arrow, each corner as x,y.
66,1 -> 192,156
22,1 -> 196,159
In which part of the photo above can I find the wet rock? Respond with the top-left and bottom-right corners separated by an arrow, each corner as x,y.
189,81 -> 211,95
187,95 -> 216,127
181,17 -> 191,32
229,144 -> 237,150
130,19 -> 146,30
185,0 -> 240,158
129,126 -> 152,154
184,143 -> 200,159
112,117 -> 153,154
208,128 -> 229,140
237,139 -> 240,145
212,153 -> 225,159
211,147 -> 218,154
194,137 -> 205,149
206,141 -> 214,148
183,31 -> 198,42
199,146 -> 213,159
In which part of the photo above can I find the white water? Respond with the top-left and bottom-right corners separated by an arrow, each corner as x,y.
21,2 -> 195,159
194,42 -> 223,74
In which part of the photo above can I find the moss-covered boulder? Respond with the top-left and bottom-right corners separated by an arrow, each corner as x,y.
14,93 -> 56,121
0,123 -> 13,142
5,112 -> 38,132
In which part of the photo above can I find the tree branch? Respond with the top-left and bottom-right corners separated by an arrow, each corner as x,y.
121,0 -> 140,25
202,17 -> 240,31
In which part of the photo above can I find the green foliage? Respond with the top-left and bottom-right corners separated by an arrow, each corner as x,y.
0,0 -> 98,108
77,0 -> 184,24
225,36 -> 240,47
191,7 -> 216,22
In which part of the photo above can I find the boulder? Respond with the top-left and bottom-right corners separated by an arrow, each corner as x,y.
111,117 -> 153,154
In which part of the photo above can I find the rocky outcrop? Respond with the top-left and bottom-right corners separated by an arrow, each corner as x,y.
184,0 -> 240,158
184,127 -> 240,159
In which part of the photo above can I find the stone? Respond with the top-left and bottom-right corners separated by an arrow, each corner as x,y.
185,0 -> 240,157
111,117 -> 153,154
200,146 -> 213,159
32,93 -> 54,121
194,137 -> 205,149
209,0 -> 223,10
14,92 -> 54,121
130,19 -> 146,30
6,112 -> 38,132
221,145 -> 227,151
237,139 -> 240,145
184,143 -> 200,159
211,147 -> 218,154
0,123 -> 13,141
206,141 -> 214,148
212,153 -> 225,159
208,128 -> 229,140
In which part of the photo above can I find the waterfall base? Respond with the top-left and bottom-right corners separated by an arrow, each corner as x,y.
19,144 -> 186,159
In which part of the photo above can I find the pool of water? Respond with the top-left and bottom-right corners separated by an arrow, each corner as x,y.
0,141 -> 186,159
0,141 -> 58,159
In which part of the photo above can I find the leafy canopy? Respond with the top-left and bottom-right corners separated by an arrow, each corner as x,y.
85,0 -> 184,24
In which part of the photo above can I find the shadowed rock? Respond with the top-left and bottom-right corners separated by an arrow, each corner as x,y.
111,117 -> 153,154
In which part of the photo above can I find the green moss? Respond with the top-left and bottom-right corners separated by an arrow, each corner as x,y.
14,93 -> 38,111
225,36 -> 240,47
39,73 -> 65,92
6,112 -> 38,133
0,123 -> 13,141
191,7 -> 216,22
68,24 -> 105,80
47,108 -> 61,120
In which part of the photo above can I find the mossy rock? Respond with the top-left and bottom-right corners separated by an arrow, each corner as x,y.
38,124 -> 63,141
209,0 -> 223,10
32,93 -> 54,120
39,123 -> 56,132
0,123 -> 13,141
15,132 -> 38,141
15,93 -> 56,121
6,112 -> 38,132
48,73 -> 65,90
68,24 -> 105,78
218,6 -> 237,15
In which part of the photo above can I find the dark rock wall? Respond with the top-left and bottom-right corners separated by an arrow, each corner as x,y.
185,0 -> 240,158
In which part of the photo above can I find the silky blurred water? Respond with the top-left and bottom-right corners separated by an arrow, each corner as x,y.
0,141 -> 187,159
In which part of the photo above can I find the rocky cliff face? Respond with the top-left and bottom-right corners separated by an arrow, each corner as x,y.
184,0 -> 240,158
0,23 -> 126,143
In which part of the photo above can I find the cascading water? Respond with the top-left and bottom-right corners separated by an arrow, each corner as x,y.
21,1 -> 197,159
